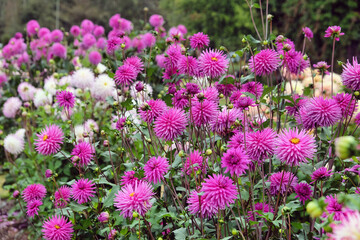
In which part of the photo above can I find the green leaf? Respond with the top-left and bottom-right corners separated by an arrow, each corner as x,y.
173,228 -> 187,240
103,185 -> 120,208
219,75 -> 235,85
252,3 -> 260,8
69,202 -> 88,212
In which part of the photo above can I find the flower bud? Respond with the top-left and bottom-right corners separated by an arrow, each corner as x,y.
335,136 -> 358,159
267,14 -> 274,21
50,196 -> 54,201
133,212 -> 139,218
121,43 -> 126,49
178,150 -> 185,157
83,132 -> 88,138
24,102 -> 31,108
103,140 -> 109,147
219,46 -> 226,51
231,229 -> 239,235
219,93 -> 224,99
197,92 -> 205,101
355,91 -> 360,96
281,206 -> 291,215
98,212 -> 110,223
228,103 -> 234,109
45,169 -> 52,178
306,201 -> 323,218
22,111 -> 28,117
113,101 -> 119,106
135,82 -> 144,92
13,190 -> 20,198
205,149 -> 212,156
101,130 -> 106,136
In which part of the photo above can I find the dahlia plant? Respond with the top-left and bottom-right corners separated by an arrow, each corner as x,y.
1,4 -> 360,240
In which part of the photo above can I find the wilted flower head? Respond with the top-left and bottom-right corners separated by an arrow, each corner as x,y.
42,215 -> 73,240
35,125 -> 64,155
144,156 -> 170,184
302,27 -> 313,41
249,49 -> 280,76
114,181 -> 154,219
324,26 -> 345,41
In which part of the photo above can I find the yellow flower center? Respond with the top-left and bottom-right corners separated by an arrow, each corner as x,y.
43,135 -> 48,141
211,57 -> 218,62
129,192 -> 135,197
54,225 -> 60,229
290,137 -> 300,144
104,82 -> 108,86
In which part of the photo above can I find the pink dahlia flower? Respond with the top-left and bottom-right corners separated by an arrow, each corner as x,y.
216,83 -> 237,97
191,99 -> 218,127
51,43 -> 67,59
183,150 -> 205,175
190,32 -> 210,49
71,142 -> 94,167
3,97 -> 22,118
313,61 -> 331,75
198,49 -> 229,78
177,55 -> 199,76
139,99 -> 167,124
42,215 -> 73,240
26,20 -> 40,36
88,51 -> 102,65
341,57 -> 360,91
22,183 -> 47,202
211,108 -> 243,136
324,195 -> 345,221
324,26 -> 345,41
302,27 -> 313,41
27,200 -> 42,218
55,186 -> 72,208
285,94 -> 308,117
172,88 -> 189,109
93,25 -> 104,37
221,147 -> 250,176
106,37 -> 122,55
123,56 -> 144,74
269,171 -> 298,196
70,25 -> 80,37
187,190 -> 217,218
227,132 -> 245,150
51,29 -> 63,43
164,44 -> 182,69
114,64 -> 137,87
149,14 -> 164,28
71,178 -> 96,204
120,171 -> 139,187
246,128 -> 277,161
294,182 -> 312,204
81,19 -> 94,33
35,125 -> 64,155
114,181 -> 154,219
154,108 -> 187,141
275,128 -> 316,166
283,50 -> 309,74
248,49 -> 280,76
144,156 -> 170,184
327,210 -> 360,239
248,203 -> 273,221
240,81 -> 264,98
298,97 -> 342,129
311,167 -> 333,182
201,174 -> 237,209
98,212 -> 109,223
56,91 -> 75,110
334,93 -> 357,118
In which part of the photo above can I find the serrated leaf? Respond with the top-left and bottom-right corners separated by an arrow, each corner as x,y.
103,185 -> 120,208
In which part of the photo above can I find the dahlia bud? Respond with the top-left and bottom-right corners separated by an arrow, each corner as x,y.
282,44 -> 292,51
72,156 -> 80,164
83,132 -> 88,138
103,140 -> 109,147
53,73 -> 59,79
45,169 -> 53,178
219,93 -> 224,99
354,91 -> 360,96
157,94 -> 162,98
143,7 -> 149,12
262,40 -> 268,46
67,120 -> 72,124
231,53 -> 237,58
24,102 -> 31,108
121,43 -> 126,49
101,130 -> 106,136
219,46 -> 226,51
135,82 -> 144,92
267,14 -> 274,21
335,136 -> 358,159
49,59 -> 55,65
145,137 -> 152,143
178,150 -> 185,157
228,103 -> 234,109
22,111 -> 28,117
242,37 -> 247,43
276,35 -> 284,42
303,54 -> 308,60
13,190 -> 20,198
306,201 -> 323,218
158,238 -> 164,240
231,229 -> 239,236
50,196 -> 54,201
133,212 -> 139,218
141,103 -> 150,111
205,149 -> 212,156
197,92 -> 205,101
98,212 -> 110,223
113,101 -> 119,106
281,206 -> 291,215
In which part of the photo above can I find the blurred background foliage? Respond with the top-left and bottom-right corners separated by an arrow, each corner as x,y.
0,0 -> 359,67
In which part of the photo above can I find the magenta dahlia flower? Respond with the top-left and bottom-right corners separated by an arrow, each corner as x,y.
298,97 -> 342,129
269,171 -> 298,195
342,57 -> 360,91
324,26 -> 345,41
114,181 -> 154,219
70,25 -> 80,37
183,150 -> 205,175
149,14 -> 164,27
240,81 -> 264,98
283,50 -> 309,74
325,195 -> 344,221
191,99 -> 218,127
233,96 -> 256,110
51,43 -> 67,59
120,171 -> 139,187
221,147 -> 250,176
211,108 -> 243,136
154,108 -> 187,141
294,182 -> 312,204
201,174 -> 237,209
248,49 -> 280,76
187,190 -> 217,218
285,94 -> 308,117
247,203 -> 273,221
26,200 -> 42,218
71,178 -> 96,204
71,142 -> 94,167
164,44 -> 182,68
54,186 -> 71,208
114,64 -> 137,87
35,125 -> 64,155
88,51 -> 102,65
275,128 -> 316,166
246,128 -> 277,161
313,61 -> 331,75
139,99 -> 167,124
190,32 -> 210,49
26,20 -> 40,36
106,37 -> 122,54
42,215 -> 73,240
216,83 -> 237,97
177,55 -> 199,76
22,183 -> 47,202
144,156 -> 170,184
123,56 -> 144,74
334,93 -> 357,118
311,167 -> 333,182
198,49 -> 229,78
227,132 -> 245,149
108,229 -> 118,239
172,88 -> 189,108
302,27 -> 313,41
56,91 -> 75,110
